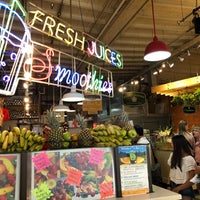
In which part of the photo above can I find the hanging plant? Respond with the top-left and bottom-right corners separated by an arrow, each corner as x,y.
194,88 -> 200,105
170,96 -> 183,106
181,93 -> 196,106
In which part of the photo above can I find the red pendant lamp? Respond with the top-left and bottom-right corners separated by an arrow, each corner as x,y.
144,0 -> 171,61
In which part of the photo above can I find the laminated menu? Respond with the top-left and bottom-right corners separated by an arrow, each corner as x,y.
115,145 -> 152,197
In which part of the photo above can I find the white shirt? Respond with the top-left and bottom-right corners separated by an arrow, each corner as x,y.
137,136 -> 149,144
168,153 -> 196,184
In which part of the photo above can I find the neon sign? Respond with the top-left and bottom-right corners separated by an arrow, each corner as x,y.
27,43 -> 113,96
0,0 -> 31,95
0,0 -> 113,97
28,4 -> 123,69
54,65 -> 112,94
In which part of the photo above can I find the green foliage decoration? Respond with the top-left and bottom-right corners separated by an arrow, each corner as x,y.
170,88 -> 200,106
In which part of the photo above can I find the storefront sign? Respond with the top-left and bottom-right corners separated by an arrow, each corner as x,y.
0,0 -> 113,97
26,42 -> 114,97
0,0 -> 31,95
28,3 -> 123,69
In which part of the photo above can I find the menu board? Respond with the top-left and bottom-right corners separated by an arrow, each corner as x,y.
0,154 -> 20,200
30,148 -> 116,200
115,145 -> 152,197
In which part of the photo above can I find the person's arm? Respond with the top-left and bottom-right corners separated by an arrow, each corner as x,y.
195,165 -> 200,174
172,170 -> 195,193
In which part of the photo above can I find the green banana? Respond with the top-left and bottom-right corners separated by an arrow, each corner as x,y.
10,144 -> 16,152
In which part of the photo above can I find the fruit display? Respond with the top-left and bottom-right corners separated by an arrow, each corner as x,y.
0,155 -> 19,200
91,124 -> 137,147
46,110 -> 65,149
32,149 -> 115,200
76,114 -> 94,147
0,127 -> 46,152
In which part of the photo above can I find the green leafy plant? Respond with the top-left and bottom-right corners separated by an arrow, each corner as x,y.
170,96 -> 183,106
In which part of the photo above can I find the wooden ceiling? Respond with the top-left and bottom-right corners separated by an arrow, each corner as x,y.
24,0 -> 200,90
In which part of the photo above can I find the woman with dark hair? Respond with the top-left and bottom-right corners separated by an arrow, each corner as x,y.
178,120 -> 195,155
167,135 -> 196,200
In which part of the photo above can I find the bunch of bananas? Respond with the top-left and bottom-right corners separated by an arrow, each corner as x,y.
0,127 -> 46,152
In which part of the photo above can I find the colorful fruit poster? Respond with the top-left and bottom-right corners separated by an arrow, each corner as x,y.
30,148 -> 116,200
115,145 -> 151,197
0,154 -> 20,200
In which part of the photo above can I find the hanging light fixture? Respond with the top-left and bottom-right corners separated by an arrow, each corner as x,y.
62,85 -> 85,102
53,100 -> 72,112
144,0 -> 171,61
53,87 -> 76,111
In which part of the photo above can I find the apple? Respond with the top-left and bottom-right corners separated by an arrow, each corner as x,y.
128,129 -> 137,138
63,132 -> 71,141
62,141 -> 70,148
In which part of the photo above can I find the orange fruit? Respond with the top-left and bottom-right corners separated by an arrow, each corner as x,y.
120,157 -> 131,164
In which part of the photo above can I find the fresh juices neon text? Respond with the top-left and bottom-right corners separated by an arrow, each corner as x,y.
28,8 -> 123,68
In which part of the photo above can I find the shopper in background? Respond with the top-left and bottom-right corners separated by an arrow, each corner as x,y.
167,135 -> 196,200
134,124 -> 149,144
190,126 -> 200,190
178,120 -> 195,156
134,124 -> 163,186
192,126 -> 200,164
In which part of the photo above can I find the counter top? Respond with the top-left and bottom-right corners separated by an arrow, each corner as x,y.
109,185 -> 181,200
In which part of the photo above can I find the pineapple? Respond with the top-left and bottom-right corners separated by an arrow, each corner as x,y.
76,113 -> 94,147
120,111 -> 133,131
46,110 -> 64,149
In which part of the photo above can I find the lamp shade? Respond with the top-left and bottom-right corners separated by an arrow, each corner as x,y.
62,86 -> 85,102
53,100 -> 71,112
144,36 -> 171,61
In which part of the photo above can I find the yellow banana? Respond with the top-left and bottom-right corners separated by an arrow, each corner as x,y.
28,140 -> 34,147
11,126 -> 20,135
20,136 -> 25,147
2,135 -> 9,150
33,135 -> 39,142
34,144 -> 43,151
28,134 -> 33,141
29,143 -> 38,151
13,132 -> 18,143
37,136 -> 42,143
8,131 -> 13,144
0,186 -> 14,195
21,127 -> 27,137
23,139 -> 28,151
1,130 -> 8,143
25,130 -> 31,139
